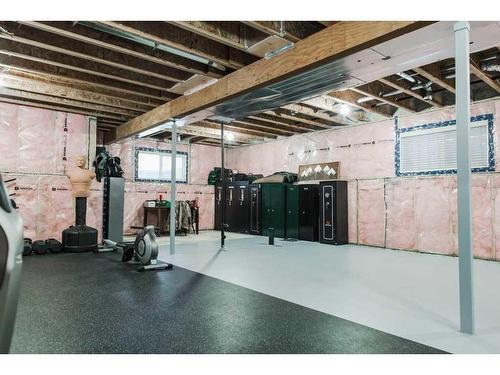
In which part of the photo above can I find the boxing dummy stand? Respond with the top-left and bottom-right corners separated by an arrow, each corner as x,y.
62,197 -> 98,253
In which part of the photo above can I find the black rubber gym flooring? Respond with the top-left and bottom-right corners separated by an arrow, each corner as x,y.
11,252 -> 446,354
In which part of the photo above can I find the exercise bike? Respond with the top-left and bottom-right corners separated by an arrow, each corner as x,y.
101,225 -> 172,272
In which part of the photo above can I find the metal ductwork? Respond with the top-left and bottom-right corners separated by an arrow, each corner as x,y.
196,21 -> 500,124
397,72 -> 417,83
481,63 -> 500,73
79,21 -> 228,72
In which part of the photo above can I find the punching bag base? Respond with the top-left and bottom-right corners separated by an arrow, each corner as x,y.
62,225 -> 98,253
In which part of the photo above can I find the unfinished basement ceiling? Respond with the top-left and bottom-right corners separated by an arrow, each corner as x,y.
0,21 -> 499,148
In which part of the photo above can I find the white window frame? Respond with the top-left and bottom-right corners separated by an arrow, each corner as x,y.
134,147 -> 188,183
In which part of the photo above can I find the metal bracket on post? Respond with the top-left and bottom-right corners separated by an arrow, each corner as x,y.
170,119 -> 177,256
454,21 -> 475,335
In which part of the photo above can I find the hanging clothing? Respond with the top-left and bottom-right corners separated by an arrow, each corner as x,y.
166,201 -> 192,234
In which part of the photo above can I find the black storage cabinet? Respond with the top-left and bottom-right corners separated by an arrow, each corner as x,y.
319,180 -> 348,245
225,181 -> 250,233
249,184 -> 262,235
285,185 -> 299,239
298,184 -> 320,241
261,183 -> 288,238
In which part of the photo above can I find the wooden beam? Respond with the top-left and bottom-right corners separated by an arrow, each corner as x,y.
248,114 -> 311,133
0,38 -> 180,95
318,22 -> 339,27
152,122 -> 267,144
0,87 -> 136,119
168,21 -> 267,53
0,59 -> 167,105
186,136 -> 206,144
304,94 -> 384,123
378,76 -> 442,108
269,108 -> 334,129
351,82 -> 417,113
414,63 -> 456,94
241,21 -> 322,43
181,135 -> 198,143
0,97 -> 130,121
325,91 -> 394,118
229,119 -> 293,137
198,139 -> 241,148
21,21 -> 224,78
103,128 -> 117,144
115,21 -> 431,141
201,121 -> 276,139
1,22 -> 192,84
0,73 -> 152,112
282,103 -> 349,125
470,58 -> 500,94
188,122 -> 266,142
97,119 -> 123,126
240,116 -> 301,134
98,21 -> 257,70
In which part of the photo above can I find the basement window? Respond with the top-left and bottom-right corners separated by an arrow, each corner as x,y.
134,147 -> 188,183
395,114 -> 495,176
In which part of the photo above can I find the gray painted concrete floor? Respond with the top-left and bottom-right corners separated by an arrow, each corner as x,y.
145,230 -> 500,354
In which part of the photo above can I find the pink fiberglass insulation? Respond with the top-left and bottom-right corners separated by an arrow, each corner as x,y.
0,103 -> 90,175
37,176 -> 73,241
471,175 -> 494,259
190,144 -> 221,184
0,103 -> 91,241
493,175 -> 500,260
385,178 -> 418,250
347,180 -> 358,243
357,179 -> 386,247
9,176 -> 39,240
414,177 -> 457,255
227,120 -> 395,180
17,106 -> 59,173
57,113 -> 89,174
0,102 -> 19,171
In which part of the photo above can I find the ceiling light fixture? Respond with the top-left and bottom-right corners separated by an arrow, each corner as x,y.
339,104 -> 350,116
356,96 -> 374,104
225,132 -> 235,141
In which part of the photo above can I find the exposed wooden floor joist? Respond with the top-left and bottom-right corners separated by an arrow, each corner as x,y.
18,21 -> 225,79
97,21 -> 257,70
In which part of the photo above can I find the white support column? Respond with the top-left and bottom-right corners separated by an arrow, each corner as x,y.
170,120 -> 177,255
454,21 -> 474,334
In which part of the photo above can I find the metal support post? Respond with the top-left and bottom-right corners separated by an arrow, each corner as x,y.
170,120 -> 177,255
220,122 -> 226,250
455,21 -> 474,334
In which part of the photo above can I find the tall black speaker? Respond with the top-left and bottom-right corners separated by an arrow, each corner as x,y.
319,180 -> 348,245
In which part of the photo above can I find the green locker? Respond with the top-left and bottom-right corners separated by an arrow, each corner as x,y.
285,185 -> 299,239
261,184 -> 287,238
